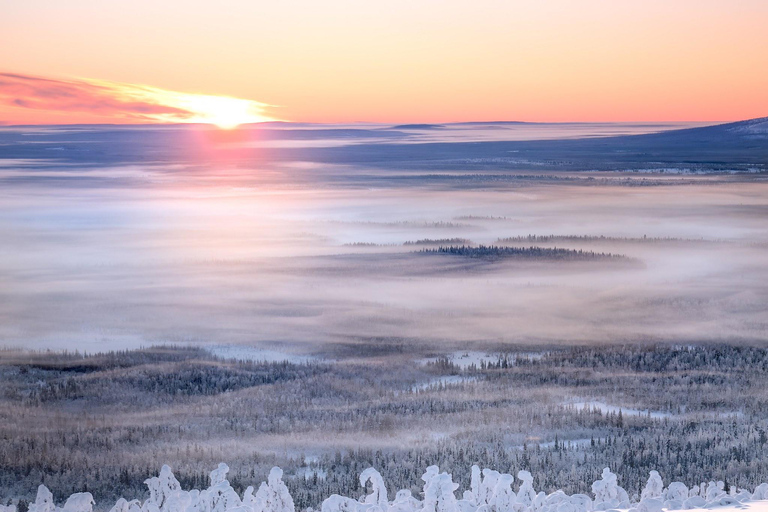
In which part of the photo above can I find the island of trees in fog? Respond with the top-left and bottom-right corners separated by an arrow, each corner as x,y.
419,246 -> 625,262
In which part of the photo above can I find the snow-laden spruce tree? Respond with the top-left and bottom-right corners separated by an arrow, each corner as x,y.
752,483 -> 768,500
192,463 -> 243,512
704,481 -> 725,502
62,494 -> 94,512
145,465 -> 183,512
478,469 -> 501,507
488,474 -> 515,512
249,468 -> 295,512
422,467 -> 440,490
108,498 -> 142,512
390,490 -> 421,512
360,468 -> 388,509
467,466 -> 482,506
320,495 -> 358,512
641,472 -> 663,501
665,482 -> 688,503
533,489 -> 567,512
568,493 -> 593,512
515,471 -> 536,510
422,472 -> 459,512
591,468 -> 629,510
29,486 -> 57,512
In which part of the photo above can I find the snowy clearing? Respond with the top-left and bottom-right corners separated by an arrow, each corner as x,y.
564,401 -> 744,421
567,401 -> 673,419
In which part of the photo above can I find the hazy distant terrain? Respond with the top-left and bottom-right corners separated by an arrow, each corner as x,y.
0,120 -> 767,352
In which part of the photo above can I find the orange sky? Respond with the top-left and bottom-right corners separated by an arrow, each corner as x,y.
1,0 -> 767,125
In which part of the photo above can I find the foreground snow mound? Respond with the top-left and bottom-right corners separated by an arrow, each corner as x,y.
19,465 -> 768,512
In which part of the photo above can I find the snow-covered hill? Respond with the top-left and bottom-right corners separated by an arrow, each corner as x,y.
728,117 -> 768,138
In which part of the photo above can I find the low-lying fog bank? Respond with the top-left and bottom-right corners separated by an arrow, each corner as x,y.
1,178 -> 766,353
0,121 -> 766,353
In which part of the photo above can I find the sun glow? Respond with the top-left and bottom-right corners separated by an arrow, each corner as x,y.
161,93 -> 273,129
115,83 -> 276,128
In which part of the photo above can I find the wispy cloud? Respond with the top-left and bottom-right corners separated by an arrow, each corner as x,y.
0,72 -> 277,127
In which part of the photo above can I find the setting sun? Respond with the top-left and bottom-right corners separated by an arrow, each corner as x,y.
103,80 -> 277,128
163,92 -> 274,129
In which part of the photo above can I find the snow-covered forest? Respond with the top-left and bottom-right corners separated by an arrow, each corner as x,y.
3,345 -> 768,510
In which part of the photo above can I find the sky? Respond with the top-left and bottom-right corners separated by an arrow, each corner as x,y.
1,0 -> 767,125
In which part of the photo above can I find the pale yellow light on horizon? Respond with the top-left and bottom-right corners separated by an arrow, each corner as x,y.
105,81 -> 276,128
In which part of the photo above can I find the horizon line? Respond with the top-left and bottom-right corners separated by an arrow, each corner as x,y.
0,119 -> 752,129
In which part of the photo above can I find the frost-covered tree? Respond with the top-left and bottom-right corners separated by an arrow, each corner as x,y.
478,470 -> 500,507
28,486 -> 56,512
704,482 -> 724,502
391,490 -> 421,512
252,468 -> 294,512
591,469 -> 628,510
664,482 -> 688,503
488,474 -> 515,512
752,483 -> 768,500
468,467 -> 482,506
62,494 -> 94,512
190,464 -> 242,512
568,494 -> 592,512
359,469 -> 387,508
422,473 -> 459,512
640,472 -> 663,501
109,498 -> 142,512
515,471 -> 536,509
536,490 -> 567,512
320,496 -> 358,512
422,468 -> 440,494
144,466 -> 182,512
